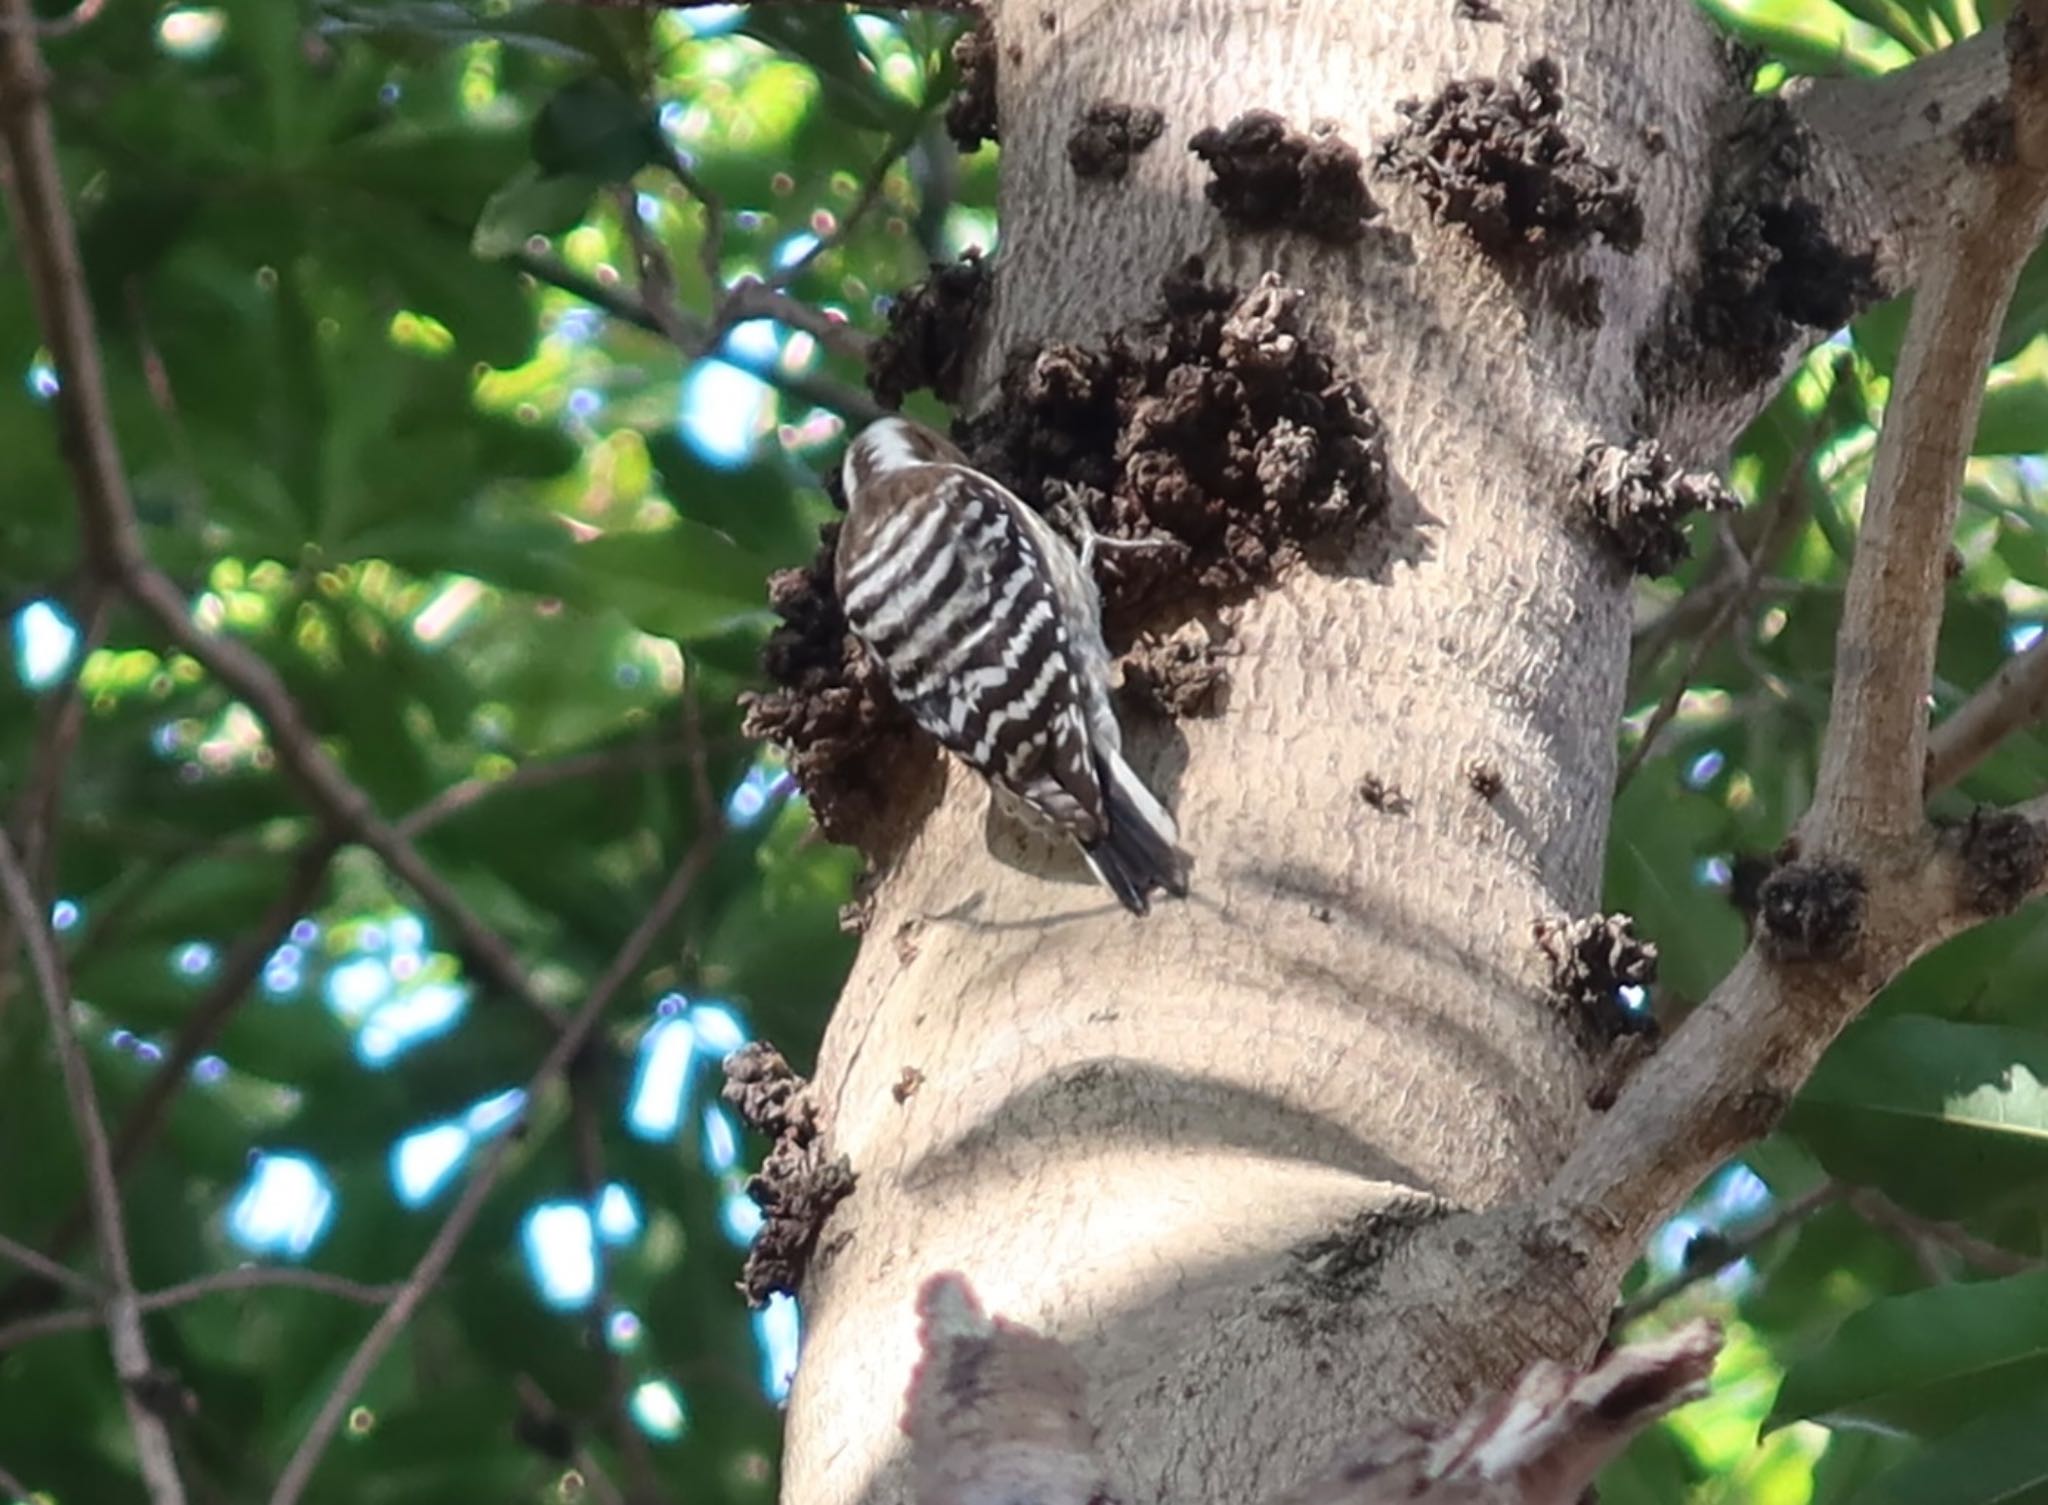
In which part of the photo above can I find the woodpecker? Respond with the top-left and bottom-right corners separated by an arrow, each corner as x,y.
835,416 -> 1190,914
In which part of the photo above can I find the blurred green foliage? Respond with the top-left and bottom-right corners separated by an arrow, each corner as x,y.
0,0 -> 2045,1502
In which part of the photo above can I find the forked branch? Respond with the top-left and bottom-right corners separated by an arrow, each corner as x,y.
1549,0 -> 2048,1258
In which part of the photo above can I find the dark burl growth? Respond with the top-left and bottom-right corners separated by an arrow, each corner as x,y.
1575,439 -> 1737,576
1454,0 -> 1504,20
1755,859 -> 1867,962
1536,913 -> 1659,1051
1950,809 -> 2047,915
723,1042 -> 856,1307
946,22 -> 998,152
1379,58 -> 1643,258
739,532 -> 936,844
866,251 -> 990,408
1120,626 -> 1230,717
1960,97 -> 2018,167
1649,98 -> 1882,398
957,258 -> 1391,637
1188,111 -> 1379,242
1068,100 -> 1167,180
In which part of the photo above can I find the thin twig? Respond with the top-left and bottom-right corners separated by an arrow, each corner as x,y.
513,248 -> 885,422
570,1084 -> 671,1505
267,825 -> 724,1505
617,183 -> 709,354
513,1375 -> 628,1505
12,585 -> 111,894
761,114 -> 924,296
0,828 -> 187,1505
1925,629 -> 2048,794
0,1231 -> 96,1300
395,741 -> 706,839
1845,1186 -> 2042,1278
0,1268 -> 398,1353
1611,1183 -> 1843,1331
1618,460 -> 1818,790
0,1458 -> 31,1501
651,142 -> 727,319
722,279 -> 874,363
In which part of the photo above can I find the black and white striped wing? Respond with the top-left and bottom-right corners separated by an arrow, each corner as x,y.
836,466 -> 1106,842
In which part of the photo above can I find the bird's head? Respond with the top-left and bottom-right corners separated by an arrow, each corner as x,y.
841,416 -> 968,502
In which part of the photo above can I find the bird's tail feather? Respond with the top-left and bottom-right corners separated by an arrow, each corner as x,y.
1081,749 -> 1190,916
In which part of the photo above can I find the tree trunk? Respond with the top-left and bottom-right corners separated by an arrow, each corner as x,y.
787,3 -> 1764,1500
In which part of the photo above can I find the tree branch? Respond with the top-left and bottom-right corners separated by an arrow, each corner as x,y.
1794,25 -> 2026,292
1548,3 -> 2048,1255
513,248 -> 885,422
1844,1186 -> 2043,1277
569,1082 -> 671,1505
0,828 -> 186,1505
0,1231 -> 96,1301
0,0 -> 567,1035
268,821 -> 725,1505
0,1268 -> 397,1353
1610,1182 -> 1843,1331
1925,629 -> 2048,794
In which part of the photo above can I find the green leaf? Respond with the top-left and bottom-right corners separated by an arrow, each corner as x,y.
1769,1266 -> 2048,1435
1851,1393 -> 2048,1503
531,76 -> 661,182
740,9 -> 908,131
1788,1015 -> 2048,1218
472,166 -> 602,259
1997,237 -> 2048,362
1975,369 -> 2048,456
564,525 -> 774,642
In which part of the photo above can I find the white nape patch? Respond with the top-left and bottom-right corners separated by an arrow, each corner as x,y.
845,417 -> 941,498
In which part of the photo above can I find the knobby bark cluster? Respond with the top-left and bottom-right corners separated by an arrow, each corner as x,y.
740,3 -> 2048,1504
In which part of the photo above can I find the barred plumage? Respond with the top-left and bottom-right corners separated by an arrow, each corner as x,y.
835,417 -> 1189,914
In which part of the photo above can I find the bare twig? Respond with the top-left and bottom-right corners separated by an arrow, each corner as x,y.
7,0 -> 107,36
651,143 -> 727,316
722,278 -> 875,363
268,824 -> 724,1505
0,1232 -> 95,1300
512,247 -> 885,422
570,1084 -> 670,1505
0,1268 -> 398,1353
1925,629 -> 2048,794
395,740 -> 706,839
0,1458 -> 31,1501
0,828 -> 186,1505
1616,473 -> 1812,792
11,585 -> 111,894
761,114 -> 925,296
1611,1183 -> 1843,1330
513,1375 -> 628,1505
1845,1186 -> 2043,1278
